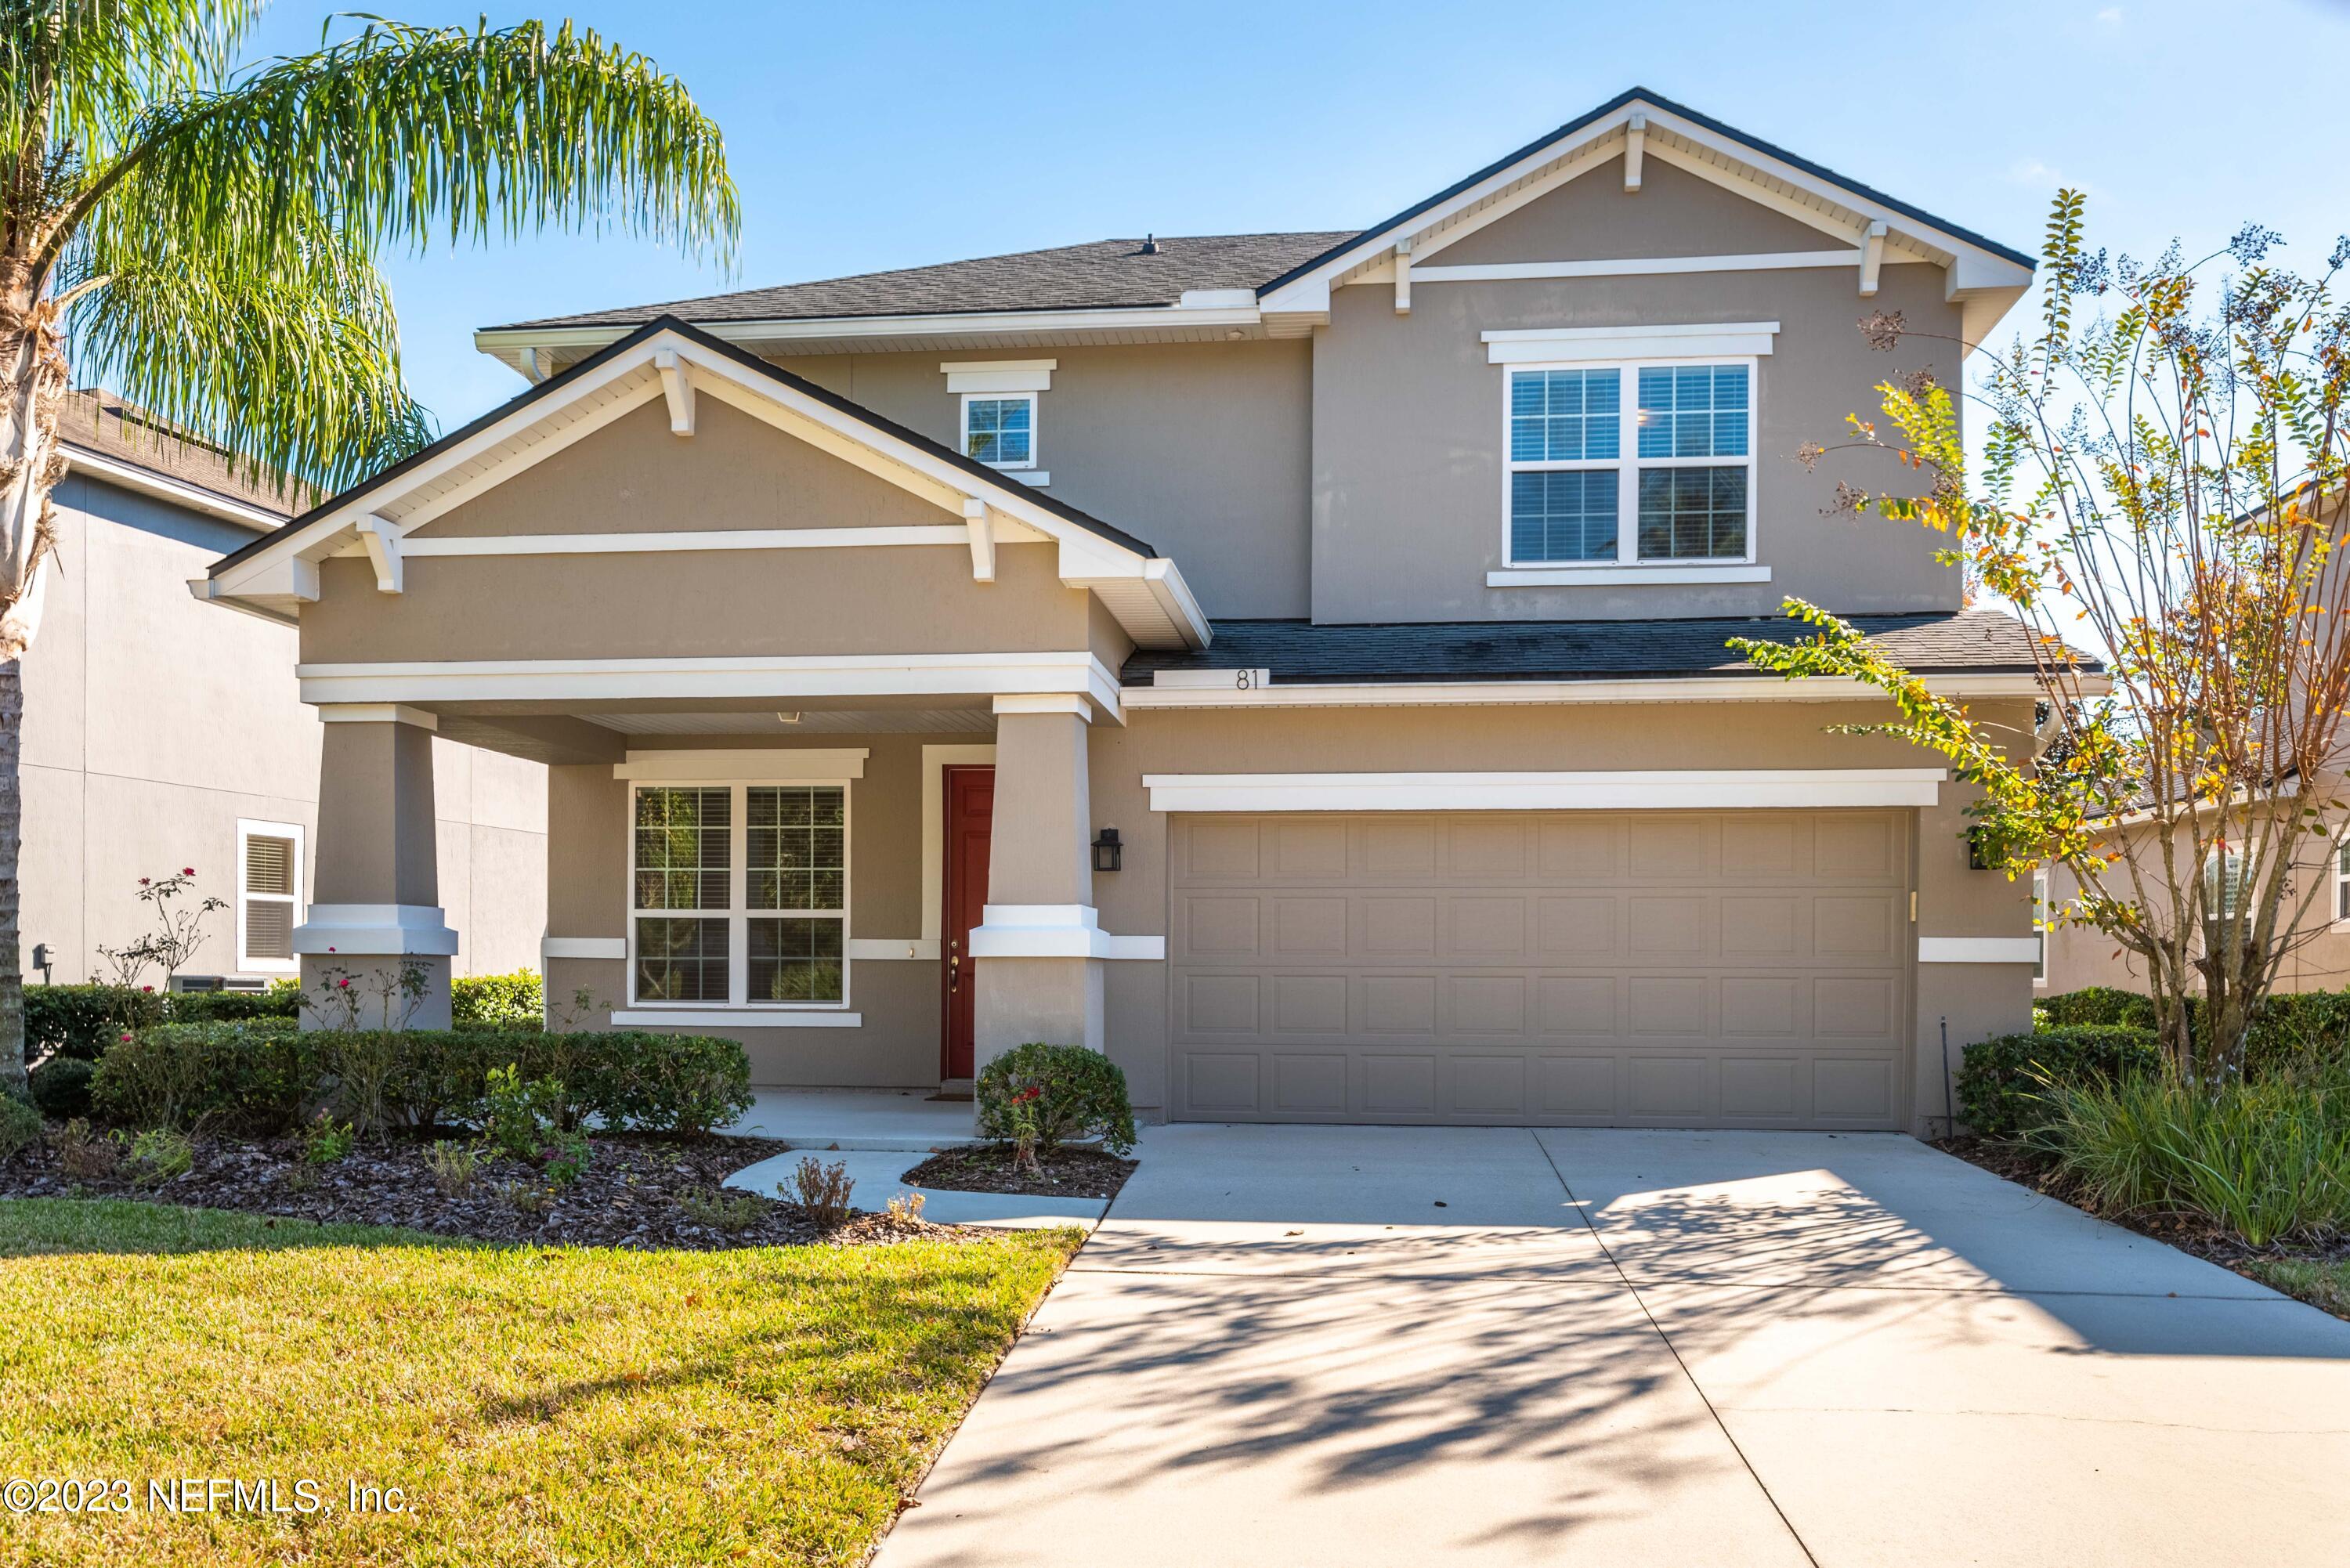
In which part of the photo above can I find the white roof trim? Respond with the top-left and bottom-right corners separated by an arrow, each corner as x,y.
63,444 -> 287,531
1256,96 -> 2030,331
1121,671 -> 2070,710
1141,768 -> 1948,813
201,327 -> 1209,650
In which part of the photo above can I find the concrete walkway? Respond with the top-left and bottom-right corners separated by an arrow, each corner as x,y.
875,1125 -> 2350,1567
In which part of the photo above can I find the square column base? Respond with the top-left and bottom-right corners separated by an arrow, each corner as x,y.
297,953 -> 454,1031
973,956 -> 1104,1075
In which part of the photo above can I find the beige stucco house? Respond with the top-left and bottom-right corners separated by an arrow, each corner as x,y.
194,89 -> 2062,1134
27,392 -> 548,990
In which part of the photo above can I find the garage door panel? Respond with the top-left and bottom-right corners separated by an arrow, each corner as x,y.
1170,811 -> 1909,1129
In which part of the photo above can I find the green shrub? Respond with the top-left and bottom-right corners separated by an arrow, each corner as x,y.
166,982 -> 302,1024
1957,1024 -> 2160,1140
90,1021 -> 316,1133
452,970 -> 544,1031
2033,1067 -> 2350,1246
89,1022 -> 752,1139
2037,986 -> 2157,1030
26,985 -> 166,1061
127,1127 -> 193,1186
0,1095 -> 40,1161
29,1056 -> 95,1120
977,1043 -> 1137,1157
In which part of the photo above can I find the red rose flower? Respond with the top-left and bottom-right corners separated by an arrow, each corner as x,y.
182,867 -> 194,876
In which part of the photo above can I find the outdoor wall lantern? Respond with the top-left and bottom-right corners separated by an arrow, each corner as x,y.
1091,827 -> 1123,873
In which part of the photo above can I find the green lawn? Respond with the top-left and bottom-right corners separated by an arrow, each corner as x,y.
0,1198 -> 1078,1566
2241,1255 -> 2350,1319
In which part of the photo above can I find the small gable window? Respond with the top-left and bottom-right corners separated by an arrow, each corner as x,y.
1503,359 -> 1756,569
962,394 -> 1036,470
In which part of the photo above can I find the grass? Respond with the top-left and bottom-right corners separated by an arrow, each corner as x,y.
2241,1257 -> 2350,1319
0,1198 -> 1079,1566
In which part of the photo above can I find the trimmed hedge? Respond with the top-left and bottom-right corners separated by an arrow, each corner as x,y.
168,984 -> 302,1024
29,1056 -> 95,1119
2035,985 -> 2350,1078
1958,1024 -> 2161,1140
26,986 -> 167,1061
91,1023 -> 752,1138
451,970 -> 544,1031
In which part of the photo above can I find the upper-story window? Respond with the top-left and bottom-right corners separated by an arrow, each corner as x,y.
1505,360 -> 1754,568
962,394 -> 1036,470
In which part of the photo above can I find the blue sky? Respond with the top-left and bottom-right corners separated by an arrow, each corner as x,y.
237,0 -> 2350,429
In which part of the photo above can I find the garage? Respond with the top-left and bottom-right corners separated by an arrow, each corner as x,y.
1167,809 -> 1912,1129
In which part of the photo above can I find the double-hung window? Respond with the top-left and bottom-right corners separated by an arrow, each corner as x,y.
631,783 -> 848,1008
962,394 -> 1036,470
1505,359 -> 1755,568
2201,844 -> 2249,952
2334,838 -> 2350,925
2032,866 -> 2051,984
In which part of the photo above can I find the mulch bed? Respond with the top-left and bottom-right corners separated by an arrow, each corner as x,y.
1936,1134 -> 2350,1275
901,1143 -> 1137,1201
0,1127 -> 987,1251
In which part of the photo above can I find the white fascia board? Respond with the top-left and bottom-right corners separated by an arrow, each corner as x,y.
1917,937 -> 2041,964
1120,672 -> 2055,710
185,576 -> 302,627
1140,769 -> 1948,814
1483,320 -> 1779,364
613,747 -> 869,782
295,649 -> 1123,706
63,445 -> 289,530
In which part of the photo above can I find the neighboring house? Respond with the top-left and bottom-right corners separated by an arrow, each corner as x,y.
2038,819 -> 2350,997
24,390 -> 548,990
194,88 -> 2066,1135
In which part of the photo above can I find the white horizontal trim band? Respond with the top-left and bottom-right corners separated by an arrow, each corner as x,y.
297,650 -> 1123,708
1141,768 -> 1947,813
846,938 -> 941,961
613,747 -> 869,782
1120,673 -> 2058,710
1420,251 -> 1857,284
1488,565 -> 1772,587
294,904 -> 460,957
542,937 -> 625,960
1917,938 -> 2042,964
400,526 -> 971,557
610,1008 -> 864,1028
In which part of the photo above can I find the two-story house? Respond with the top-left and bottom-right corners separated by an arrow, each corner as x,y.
194,89 -> 2053,1135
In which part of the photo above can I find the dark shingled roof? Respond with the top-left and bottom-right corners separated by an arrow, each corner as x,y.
1124,611 -> 2093,686
499,232 -> 1359,331
60,390 -> 302,521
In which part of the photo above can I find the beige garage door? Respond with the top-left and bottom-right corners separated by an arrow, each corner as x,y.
1168,810 -> 1911,1129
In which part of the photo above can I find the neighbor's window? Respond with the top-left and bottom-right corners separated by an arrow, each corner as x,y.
1505,360 -> 1754,566
2202,844 -> 2249,950
236,819 -> 304,975
2032,866 -> 2050,984
2335,840 -> 2350,923
962,393 -> 1035,469
631,782 -> 848,1007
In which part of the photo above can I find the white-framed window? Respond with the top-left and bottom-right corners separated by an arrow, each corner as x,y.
235,818 -> 305,975
629,782 -> 849,1009
2334,839 -> 2350,924
1503,359 -> 1755,568
2201,844 -> 2248,949
2032,866 -> 2051,985
961,392 -> 1036,470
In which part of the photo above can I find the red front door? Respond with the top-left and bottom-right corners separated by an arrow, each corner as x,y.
942,765 -> 994,1079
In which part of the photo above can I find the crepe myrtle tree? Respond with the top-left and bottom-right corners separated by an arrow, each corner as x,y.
1731,192 -> 2350,1082
0,2 -> 738,1092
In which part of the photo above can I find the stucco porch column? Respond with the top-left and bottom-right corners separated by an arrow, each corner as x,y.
295,706 -> 458,1028
969,695 -> 1104,1071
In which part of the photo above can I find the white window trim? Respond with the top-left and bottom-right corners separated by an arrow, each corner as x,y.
2334,837 -> 2350,930
2033,866 -> 2051,986
960,390 -> 1038,471
1499,356 -> 1760,575
235,818 -> 306,976
625,779 -> 855,1014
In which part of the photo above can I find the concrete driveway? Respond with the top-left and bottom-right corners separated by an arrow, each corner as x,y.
876,1126 -> 2350,1567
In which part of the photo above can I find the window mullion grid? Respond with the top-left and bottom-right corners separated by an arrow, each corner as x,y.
1616,365 -> 1637,565
729,783 -> 749,1008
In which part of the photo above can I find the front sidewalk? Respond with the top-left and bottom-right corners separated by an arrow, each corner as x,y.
875,1125 -> 2350,1567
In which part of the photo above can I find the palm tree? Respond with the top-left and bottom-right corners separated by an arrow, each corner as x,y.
0,3 -> 738,1089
